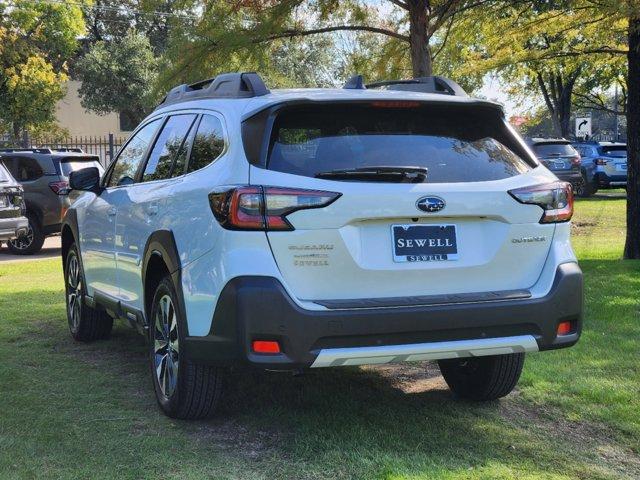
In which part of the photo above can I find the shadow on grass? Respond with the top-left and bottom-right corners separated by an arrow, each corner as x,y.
576,191 -> 627,202
50,320 -> 629,478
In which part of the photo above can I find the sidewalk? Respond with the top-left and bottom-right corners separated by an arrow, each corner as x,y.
0,236 -> 61,263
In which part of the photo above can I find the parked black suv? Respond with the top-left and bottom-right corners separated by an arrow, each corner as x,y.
0,161 -> 28,244
526,138 -> 582,191
0,149 -> 103,254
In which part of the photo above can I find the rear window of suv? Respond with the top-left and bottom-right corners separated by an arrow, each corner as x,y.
264,104 -> 533,183
60,157 -> 104,177
601,146 -> 627,157
532,143 -> 577,157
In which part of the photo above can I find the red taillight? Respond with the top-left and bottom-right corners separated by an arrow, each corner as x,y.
252,340 -> 281,354
508,181 -> 574,223
557,321 -> 573,336
49,181 -> 70,195
209,186 -> 341,231
595,158 -> 608,166
570,155 -> 581,167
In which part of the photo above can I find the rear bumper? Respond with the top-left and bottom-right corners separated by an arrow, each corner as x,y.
554,171 -> 582,185
185,262 -> 583,369
595,172 -> 626,188
0,216 -> 28,241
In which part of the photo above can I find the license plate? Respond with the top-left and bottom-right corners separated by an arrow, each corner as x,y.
617,163 -> 627,172
392,224 -> 458,262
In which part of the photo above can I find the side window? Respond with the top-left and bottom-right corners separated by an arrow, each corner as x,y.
107,119 -> 161,187
13,157 -> 44,181
187,114 -> 225,173
142,114 -> 197,182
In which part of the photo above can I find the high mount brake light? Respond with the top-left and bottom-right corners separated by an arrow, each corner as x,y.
508,181 -> 574,223
209,186 -> 341,231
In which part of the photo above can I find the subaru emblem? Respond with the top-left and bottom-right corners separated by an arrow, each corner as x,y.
416,196 -> 445,213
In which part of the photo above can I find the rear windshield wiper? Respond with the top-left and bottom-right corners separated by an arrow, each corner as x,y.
315,166 -> 428,183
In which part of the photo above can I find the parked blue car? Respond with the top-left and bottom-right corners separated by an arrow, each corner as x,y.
572,141 -> 627,197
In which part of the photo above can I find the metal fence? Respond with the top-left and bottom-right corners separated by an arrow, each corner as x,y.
1,133 -> 129,167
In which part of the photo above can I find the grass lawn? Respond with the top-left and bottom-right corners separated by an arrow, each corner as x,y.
0,191 -> 638,479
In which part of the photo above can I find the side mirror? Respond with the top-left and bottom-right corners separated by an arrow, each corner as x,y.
69,167 -> 102,194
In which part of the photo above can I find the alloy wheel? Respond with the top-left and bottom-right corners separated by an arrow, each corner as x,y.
66,253 -> 82,332
153,295 -> 180,398
9,224 -> 34,251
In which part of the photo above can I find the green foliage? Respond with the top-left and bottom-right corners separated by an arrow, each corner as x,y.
0,0 -> 85,140
76,32 -> 159,125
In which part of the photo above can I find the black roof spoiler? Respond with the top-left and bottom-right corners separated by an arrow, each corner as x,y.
156,72 -> 270,109
343,74 -> 468,97
0,147 -> 85,154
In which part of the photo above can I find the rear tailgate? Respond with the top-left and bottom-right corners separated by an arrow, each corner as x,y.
246,101 -> 553,302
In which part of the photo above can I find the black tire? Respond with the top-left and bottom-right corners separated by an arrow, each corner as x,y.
64,243 -> 113,341
575,172 -> 597,198
8,213 -> 45,255
149,275 -> 223,419
438,353 -> 525,401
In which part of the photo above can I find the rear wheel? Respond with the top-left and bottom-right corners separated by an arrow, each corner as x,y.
575,172 -> 597,198
8,213 -> 45,255
149,276 -> 223,419
438,353 -> 525,401
65,243 -> 113,341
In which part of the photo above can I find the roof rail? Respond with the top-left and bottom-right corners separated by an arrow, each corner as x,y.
156,72 -> 270,109
0,148 -> 53,154
343,75 -> 468,97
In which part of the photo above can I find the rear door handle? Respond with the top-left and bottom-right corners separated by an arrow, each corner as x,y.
108,207 -> 117,217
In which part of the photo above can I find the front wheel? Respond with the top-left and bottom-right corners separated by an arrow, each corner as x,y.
438,353 -> 525,401
149,276 -> 223,419
8,214 -> 45,255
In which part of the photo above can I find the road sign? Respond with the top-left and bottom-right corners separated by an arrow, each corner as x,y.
575,117 -> 592,138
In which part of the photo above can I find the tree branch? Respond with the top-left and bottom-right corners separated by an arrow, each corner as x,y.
386,0 -> 409,10
262,25 -> 410,43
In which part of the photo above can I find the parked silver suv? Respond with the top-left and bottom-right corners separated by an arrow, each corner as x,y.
0,161 -> 28,243
0,148 -> 103,254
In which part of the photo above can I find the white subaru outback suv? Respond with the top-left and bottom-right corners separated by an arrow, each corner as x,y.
62,72 -> 583,419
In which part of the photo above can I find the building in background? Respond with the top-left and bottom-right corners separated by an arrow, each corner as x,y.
56,81 -> 132,137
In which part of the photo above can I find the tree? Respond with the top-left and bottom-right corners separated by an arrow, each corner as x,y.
161,0 -> 498,88
625,7 -> 640,258
456,1 -> 626,138
0,1 -> 85,142
75,33 -> 159,127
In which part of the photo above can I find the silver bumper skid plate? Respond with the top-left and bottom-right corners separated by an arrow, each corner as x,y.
310,335 -> 539,368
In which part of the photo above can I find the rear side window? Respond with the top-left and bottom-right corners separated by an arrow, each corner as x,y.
187,114 -> 225,173
532,143 -> 577,157
142,114 -> 197,182
108,119 -> 160,187
4,157 -> 44,181
265,104 -> 532,183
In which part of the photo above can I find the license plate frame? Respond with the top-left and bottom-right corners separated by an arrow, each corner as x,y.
391,224 -> 458,263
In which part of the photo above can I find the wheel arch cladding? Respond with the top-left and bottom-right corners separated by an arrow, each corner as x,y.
61,209 -> 79,270
142,230 -> 188,334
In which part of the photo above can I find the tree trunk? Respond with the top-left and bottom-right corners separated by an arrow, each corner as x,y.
407,0 -> 432,77
624,12 -> 640,259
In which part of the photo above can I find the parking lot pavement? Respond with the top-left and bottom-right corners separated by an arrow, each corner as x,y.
0,236 -> 61,263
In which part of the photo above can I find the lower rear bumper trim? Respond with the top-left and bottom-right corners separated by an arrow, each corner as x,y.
310,335 -> 539,368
